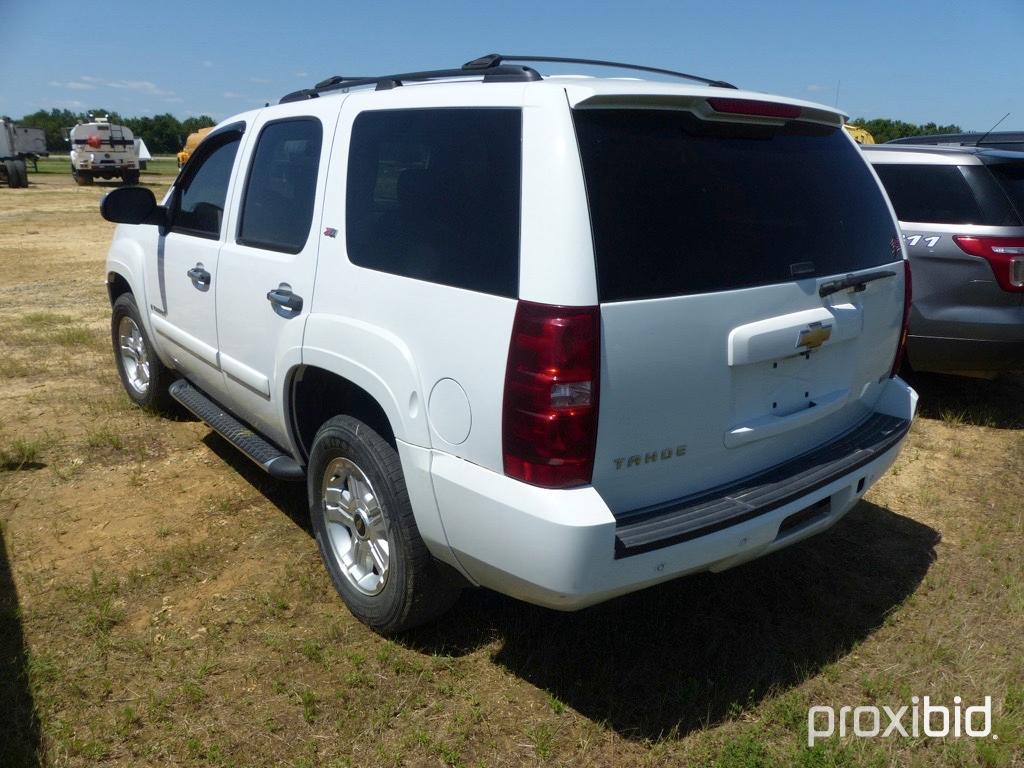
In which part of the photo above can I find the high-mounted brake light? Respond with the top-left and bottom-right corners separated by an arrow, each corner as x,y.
891,260 -> 912,377
707,97 -> 801,119
502,301 -> 600,489
952,236 -> 1024,292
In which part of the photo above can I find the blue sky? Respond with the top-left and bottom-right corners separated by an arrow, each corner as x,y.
2,0 -> 1021,130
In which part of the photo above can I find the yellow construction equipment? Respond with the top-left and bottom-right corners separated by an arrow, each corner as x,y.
844,124 -> 876,144
177,127 -> 214,168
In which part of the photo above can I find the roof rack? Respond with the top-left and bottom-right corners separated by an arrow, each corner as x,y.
280,64 -> 541,103
463,53 -> 737,89
280,53 -> 736,104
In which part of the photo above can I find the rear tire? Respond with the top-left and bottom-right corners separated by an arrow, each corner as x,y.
308,415 -> 460,633
10,160 -> 27,188
122,170 -> 140,185
4,160 -> 24,188
111,292 -> 175,412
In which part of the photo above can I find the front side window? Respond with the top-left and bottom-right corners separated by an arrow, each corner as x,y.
346,108 -> 521,297
237,118 -> 323,254
173,133 -> 242,238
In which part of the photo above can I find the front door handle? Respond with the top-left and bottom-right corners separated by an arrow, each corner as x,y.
186,264 -> 211,290
266,283 -> 303,317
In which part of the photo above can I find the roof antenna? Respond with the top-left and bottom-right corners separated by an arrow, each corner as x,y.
976,112 -> 1010,146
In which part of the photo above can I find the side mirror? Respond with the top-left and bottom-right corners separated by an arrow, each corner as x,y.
100,187 -> 168,227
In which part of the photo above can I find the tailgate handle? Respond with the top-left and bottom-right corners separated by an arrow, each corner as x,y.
724,388 -> 850,448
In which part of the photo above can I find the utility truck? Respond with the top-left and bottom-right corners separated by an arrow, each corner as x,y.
1,117 -> 47,188
68,116 -> 140,185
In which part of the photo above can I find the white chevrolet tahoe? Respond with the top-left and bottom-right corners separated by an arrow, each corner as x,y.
101,55 -> 917,633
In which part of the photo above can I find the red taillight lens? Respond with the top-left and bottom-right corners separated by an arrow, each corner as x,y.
707,97 -> 802,119
952,236 -> 1024,292
891,259 -> 913,377
502,301 -> 600,489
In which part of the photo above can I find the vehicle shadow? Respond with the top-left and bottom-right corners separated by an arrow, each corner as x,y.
403,501 -> 939,740
911,371 -> 1024,429
200,432 -> 311,534
194,430 -> 939,741
0,524 -> 42,766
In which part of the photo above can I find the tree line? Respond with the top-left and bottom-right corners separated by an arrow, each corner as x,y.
848,118 -> 963,144
10,108 -> 216,155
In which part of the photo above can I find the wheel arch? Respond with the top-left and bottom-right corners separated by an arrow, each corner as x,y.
289,365 -> 408,463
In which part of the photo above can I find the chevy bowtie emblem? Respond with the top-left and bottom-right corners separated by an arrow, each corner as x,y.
797,322 -> 832,350
323,227 -> 338,238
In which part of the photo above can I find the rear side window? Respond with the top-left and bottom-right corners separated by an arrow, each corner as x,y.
988,163 -> 1024,220
238,118 -> 323,254
573,110 -> 899,302
173,134 -> 241,238
346,108 -> 521,298
872,164 -> 1018,226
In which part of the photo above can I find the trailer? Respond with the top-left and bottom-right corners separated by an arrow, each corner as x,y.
66,116 -> 140,185
0,118 -> 47,188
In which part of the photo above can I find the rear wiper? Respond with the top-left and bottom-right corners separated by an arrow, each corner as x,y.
818,269 -> 897,298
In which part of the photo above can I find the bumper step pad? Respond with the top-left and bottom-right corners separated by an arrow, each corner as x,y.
614,413 -> 910,557
169,379 -> 304,481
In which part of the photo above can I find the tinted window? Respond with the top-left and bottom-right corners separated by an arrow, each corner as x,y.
872,164 -> 1019,226
173,134 -> 241,238
573,110 -> 899,302
238,118 -> 323,253
988,163 -> 1024,220
346,109 -> 521,297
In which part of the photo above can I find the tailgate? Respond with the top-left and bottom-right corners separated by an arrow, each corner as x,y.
572,104 -> 906,516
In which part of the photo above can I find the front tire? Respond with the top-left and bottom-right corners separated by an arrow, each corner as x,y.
72,166 -> 93,186
308,416 -> 460,633
111,293 -> 174,412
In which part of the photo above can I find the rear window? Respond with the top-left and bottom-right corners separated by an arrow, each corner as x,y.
572,110 -> 899,302
872,164 -> 1019,226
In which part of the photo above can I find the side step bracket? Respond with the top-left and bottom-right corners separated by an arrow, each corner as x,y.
169,379 -> 304,481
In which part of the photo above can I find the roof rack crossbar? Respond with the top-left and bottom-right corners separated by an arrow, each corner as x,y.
463,53 -> 737,89
280,64 -> 541,103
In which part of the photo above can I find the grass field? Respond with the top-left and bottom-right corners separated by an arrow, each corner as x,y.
1,172 -> 1022,767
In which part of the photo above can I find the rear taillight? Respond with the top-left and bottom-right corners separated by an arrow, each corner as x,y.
707,97 -> 802,119
502,301 -> 600,489
952,236 -> 1024,292
891,259 -> 912,377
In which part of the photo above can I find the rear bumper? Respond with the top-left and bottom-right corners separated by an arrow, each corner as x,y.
428,377 -> 917,610
908,334 -> 1024,374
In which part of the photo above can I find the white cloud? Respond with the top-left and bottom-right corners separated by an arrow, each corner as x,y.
55,99 -> 85,109
295,71 -> 309,78
49,79 -> 96,90
107,80 -> 175,97
222,91 -> 249,99
249,76 -> 272,84
805,84 -> 830,93
80,75 -> 102,83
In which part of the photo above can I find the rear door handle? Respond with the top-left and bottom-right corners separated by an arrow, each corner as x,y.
266,283 -> 303,317
186,264 -> 211,289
